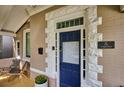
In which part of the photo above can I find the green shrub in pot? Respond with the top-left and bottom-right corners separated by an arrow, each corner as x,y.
35,75 -> 48,87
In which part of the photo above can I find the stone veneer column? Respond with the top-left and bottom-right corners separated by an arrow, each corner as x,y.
85,6 -> 103,87
45,5 -> 103,87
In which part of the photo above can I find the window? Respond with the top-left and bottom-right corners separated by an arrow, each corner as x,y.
56,17 -> 83,29
0,36 -> 13,59
26,32 -> 30,57
0,36 -> 2,54
83,29 -> 86,79
23,29 -> 30,61
16,40 -> 20,56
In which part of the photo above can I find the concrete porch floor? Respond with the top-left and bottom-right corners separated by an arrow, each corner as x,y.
0,58 -> 34,87
0,73 -> 34,87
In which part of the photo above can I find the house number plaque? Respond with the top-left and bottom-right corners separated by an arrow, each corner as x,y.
98,41 -> 115,49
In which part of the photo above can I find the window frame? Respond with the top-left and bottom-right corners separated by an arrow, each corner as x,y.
25,32 -> 30,58
16,40 -> 20,57
23,29 -> 30,62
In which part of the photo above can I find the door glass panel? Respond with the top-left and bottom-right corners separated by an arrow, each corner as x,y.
70,20 -> 74,27
62,41 -> 79,64
66,21 -> 69,27
62,22 -> 65,28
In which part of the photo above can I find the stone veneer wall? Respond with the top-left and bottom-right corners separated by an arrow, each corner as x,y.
85,6 -> 103,87
45,5 -> 103,87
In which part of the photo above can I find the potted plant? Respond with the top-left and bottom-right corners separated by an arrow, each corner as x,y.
35,75 -> 48,87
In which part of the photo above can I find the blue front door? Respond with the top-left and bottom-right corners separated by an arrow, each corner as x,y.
60,30 -> 80,87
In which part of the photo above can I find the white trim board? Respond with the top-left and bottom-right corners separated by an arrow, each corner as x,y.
30,67 -> 56,79
23,28 -> 30,62
0,31 -> 16,37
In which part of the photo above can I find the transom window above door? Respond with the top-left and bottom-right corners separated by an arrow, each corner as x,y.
56,17 -> 83,29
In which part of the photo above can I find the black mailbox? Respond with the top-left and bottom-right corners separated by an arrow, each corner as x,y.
38,47 -> 43,55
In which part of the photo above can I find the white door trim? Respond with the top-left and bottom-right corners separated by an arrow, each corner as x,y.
45,5 -> 103,87
45,6 -> 86,87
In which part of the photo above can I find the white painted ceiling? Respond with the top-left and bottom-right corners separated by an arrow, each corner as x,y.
0,5 -> 29,33
0,5 -> 52,35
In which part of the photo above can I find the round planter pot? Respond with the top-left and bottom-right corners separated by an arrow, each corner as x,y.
35,80 -> 48,87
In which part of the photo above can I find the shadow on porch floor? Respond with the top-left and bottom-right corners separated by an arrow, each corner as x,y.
0,73 -> 34,87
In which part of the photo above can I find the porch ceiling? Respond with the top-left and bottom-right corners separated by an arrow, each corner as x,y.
0,5 -> 53,35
